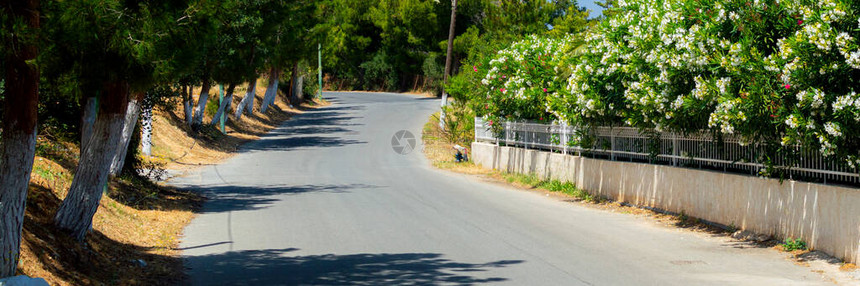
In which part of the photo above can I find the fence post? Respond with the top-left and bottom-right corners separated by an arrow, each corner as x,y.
610,128 -> 616,161
524,121 -> 529,150
562,122 -> 568,155
672,134 -> 678,167
505,121 -> 511,146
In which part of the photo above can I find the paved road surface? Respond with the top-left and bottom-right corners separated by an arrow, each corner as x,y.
174,92 -> 830,285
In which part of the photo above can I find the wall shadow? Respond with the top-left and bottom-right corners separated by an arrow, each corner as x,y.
183,248 -> 523,285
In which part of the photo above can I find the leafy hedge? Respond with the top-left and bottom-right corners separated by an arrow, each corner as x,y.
459,0 -> 860,169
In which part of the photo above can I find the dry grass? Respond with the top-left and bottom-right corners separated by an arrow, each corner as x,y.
422,112 -> 488,175
150,81 -> 328,172
19,143 -> 200,285
17,79 -> 316,285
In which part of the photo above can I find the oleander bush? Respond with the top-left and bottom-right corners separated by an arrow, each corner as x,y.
453,35 -> 578,136
466,0 -> 860,169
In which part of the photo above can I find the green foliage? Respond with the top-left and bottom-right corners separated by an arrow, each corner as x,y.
122,116 -> 143,176
37,79 -> 81,141
727,222 -> 738,233
438,100 -> 475,147
446,1 -> 593,141
315,0 -> 587,91
205,95 -> 220,117
503,172 -> 542,186
537,179 -> 595,201
783,237 -> 808,251
474,35 -> 578,124
502,172 -> 596,202
457,0 -> 860,172
558,0 -> 860,169
360,51 -> 397,90
678,210 -> 689,222
303,75 -> 320,100
422,53 -> 444,95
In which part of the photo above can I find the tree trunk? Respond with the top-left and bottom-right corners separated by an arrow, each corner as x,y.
210,84 -> 236,126
0,0 -> 39,277
293,76 -> 304,105
55,81 -> 131,241
80,96 -> 98,154
288,63 -> 301,106
440,0 -> 457,129
182,84 -> 193,126
246,80 -> 255,114
141,95 -> 153,157
261,68 -> 280,113
109,92 -> 144,176
192,78 -> 212,126
234,78 -> 257,120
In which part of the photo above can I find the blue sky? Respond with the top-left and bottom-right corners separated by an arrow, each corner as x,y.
579,0 -> 605,18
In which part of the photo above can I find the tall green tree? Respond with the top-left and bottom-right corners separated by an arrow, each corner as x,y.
0,0 -> 40,277
45,0 -> 190,241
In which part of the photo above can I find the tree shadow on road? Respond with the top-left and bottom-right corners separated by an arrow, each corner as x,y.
267,126 -> 355,136
183,184 -> 382,213
183,248 -> 523,285
242,136 -> 367,152
286,114 -> 364,127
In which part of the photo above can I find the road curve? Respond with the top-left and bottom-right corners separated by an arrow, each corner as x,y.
174,92 -> 830,285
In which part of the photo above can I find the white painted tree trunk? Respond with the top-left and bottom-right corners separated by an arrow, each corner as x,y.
260,77 -> 279,113
0,127 -> 37,277
55,82 -> 130,241
183,85 -> 193,126
210,84 -> 235,126
192,79 -> 212,126
0,0 -> 39,274
246,82 -> 255,114
109,95 -> 143,176
234,78 -> 257,120
80,97 -> 97,153
141,101 -> 153,157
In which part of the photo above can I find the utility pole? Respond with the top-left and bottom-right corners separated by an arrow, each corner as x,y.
319,43 -> 324,101
440,0 -> 457,130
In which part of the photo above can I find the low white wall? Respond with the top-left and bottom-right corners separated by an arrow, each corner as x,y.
472,142 -> 860,263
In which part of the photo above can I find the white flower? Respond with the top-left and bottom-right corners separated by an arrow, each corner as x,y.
729,12 -> 739,21
819,134 -> 836,156
811,88 -> 825,108
716,77 -> 731,94
825,122 -> 842,137
785,114 -> 799,129
833,92 -> 856,110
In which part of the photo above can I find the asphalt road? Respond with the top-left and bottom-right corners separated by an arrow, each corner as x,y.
174,92 -> 830,285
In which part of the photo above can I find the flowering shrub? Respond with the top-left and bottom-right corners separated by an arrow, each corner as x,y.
550,0 -> 860,168
472,35 -> 576,126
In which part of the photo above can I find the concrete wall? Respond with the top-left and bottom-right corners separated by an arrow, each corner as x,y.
472,142 -> 860,263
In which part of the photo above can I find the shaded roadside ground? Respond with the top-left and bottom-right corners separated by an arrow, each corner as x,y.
173,92 -> 832,285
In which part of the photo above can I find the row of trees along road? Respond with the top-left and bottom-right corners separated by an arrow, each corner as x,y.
0,0 -> 322,277
0,0 -> 593,278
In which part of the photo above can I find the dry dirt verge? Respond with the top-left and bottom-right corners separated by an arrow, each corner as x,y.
17,82 -> 324,285
421,113 -> 860,285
